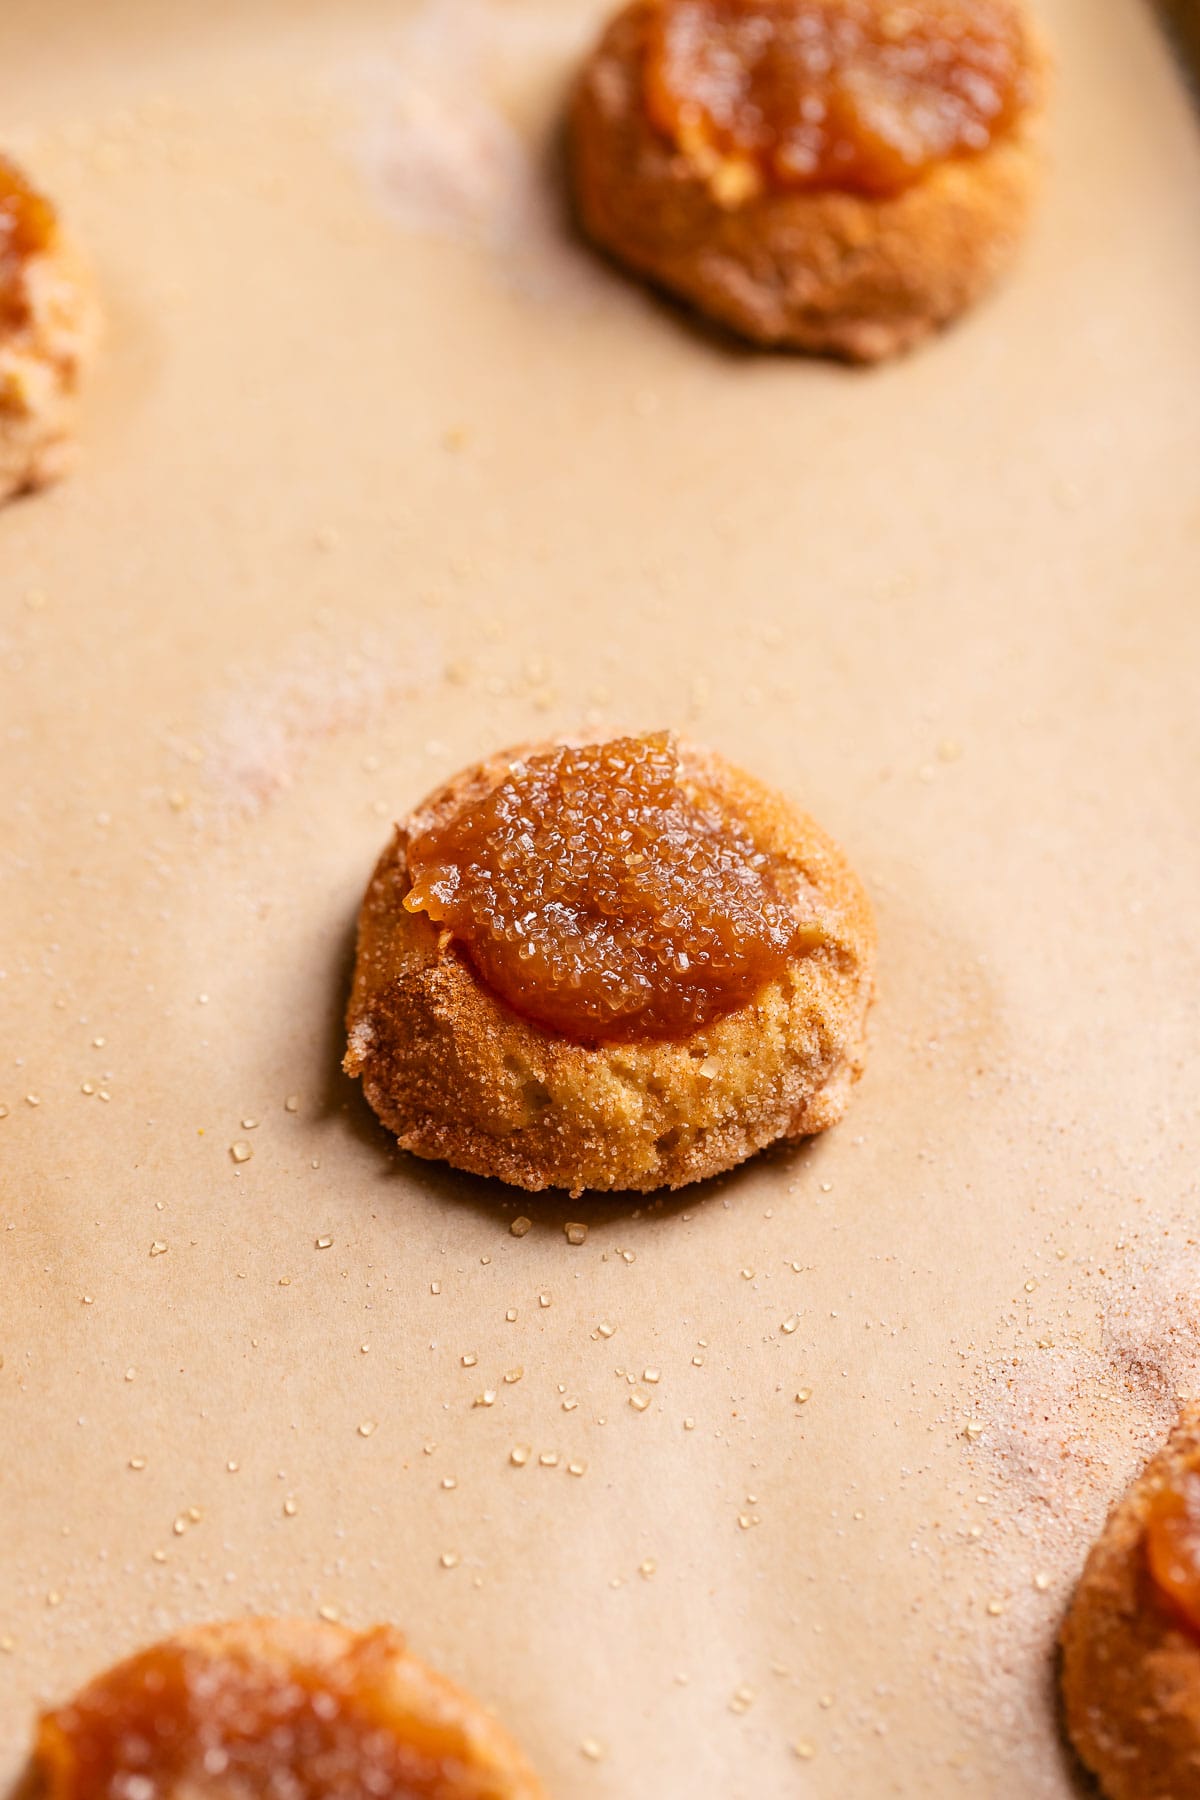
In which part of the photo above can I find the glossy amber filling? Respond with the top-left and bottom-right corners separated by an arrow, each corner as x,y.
36,1629 -> 480,1800
404,732 -> 818,1042
0,154 -> 55,324
643,0 -> 1033,200
1146,1463 -> 1200,1635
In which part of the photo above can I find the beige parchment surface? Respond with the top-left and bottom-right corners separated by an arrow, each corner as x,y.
2,1 -> 1200,1795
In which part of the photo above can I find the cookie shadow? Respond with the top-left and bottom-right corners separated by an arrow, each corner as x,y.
405,1127 -> 832,1237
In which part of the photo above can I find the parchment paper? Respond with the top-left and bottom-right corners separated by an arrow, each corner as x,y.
3,0 -> 1199,1794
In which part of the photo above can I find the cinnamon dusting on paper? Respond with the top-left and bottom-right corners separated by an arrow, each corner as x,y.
179,629 -> 438,820
347,0 -> 595,301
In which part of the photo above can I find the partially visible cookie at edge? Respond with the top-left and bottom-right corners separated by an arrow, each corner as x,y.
0,153 -> 99,502
1061,1402 -> 1200,1800
569,0 -> 1047,361
34,1616 -> 545,1800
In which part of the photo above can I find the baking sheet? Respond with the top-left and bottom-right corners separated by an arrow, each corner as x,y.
1156,0 -> 1200,87
2,0 -> 1200,1794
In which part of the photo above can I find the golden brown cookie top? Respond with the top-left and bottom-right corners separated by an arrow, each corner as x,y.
35,1619 -> 543,1800
403,731 -> 826,1044
0,154 -> 56,320
640,0 -> 1036,199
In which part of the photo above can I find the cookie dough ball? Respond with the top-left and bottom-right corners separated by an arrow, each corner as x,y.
0,154 -> 98,501
569,0 -> 1045,360
1061,1404 -> 1200,1800
34,1617 -> 544,1800
345,731 -> 874,1196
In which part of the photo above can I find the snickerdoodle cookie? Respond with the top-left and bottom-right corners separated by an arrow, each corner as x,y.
1061,1403 -> 1200,1800
569,0 -> 1045,361
0,154 -> 98,500
35,1617 -> 544,1800
345,732 -> 874,1196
